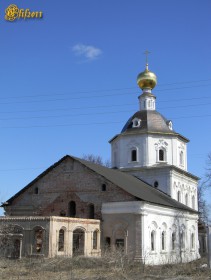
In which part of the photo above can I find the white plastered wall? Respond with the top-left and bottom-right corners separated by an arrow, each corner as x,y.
111,134 -> 187,171
102,201 -> 200,265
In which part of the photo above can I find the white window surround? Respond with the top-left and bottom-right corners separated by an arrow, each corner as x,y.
155,140 -> 168,163
151,230 -> 156,251
167,120 -> 173,130
179,151 -> 184,166
156,148 -> 167,163
161,230 -> 166,251
132,117 -> 141,128
128,147 -> 139,163
192,195 -> 195,209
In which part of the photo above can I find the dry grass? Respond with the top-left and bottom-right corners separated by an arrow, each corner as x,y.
0,255 -> 210,280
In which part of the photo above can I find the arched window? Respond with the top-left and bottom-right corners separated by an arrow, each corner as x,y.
192,195 -> 195,209
161,231 -> 166,250
180,151 -> 184,165
88,204 -> 94,219
105,237 -> 111,247
177,191 -> 181,202
13,239 -> 21,259
185,193 -> 188,205
131,149 -> 137,162
154,181 -> 159,188
58,229 -> 65,251
159,149 -> 165,161
34,227 -> 43,253
180,231 -> 185,249
151,230 -> 155,251
102,184 -> 106,191
172,232 -> 176,250
93,230 -> 98,249
191,233 -> 195,249
69,201 -> 76,217
34,187 -> 39,194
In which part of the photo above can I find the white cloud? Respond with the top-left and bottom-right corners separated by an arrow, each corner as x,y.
72,44 -> 102,61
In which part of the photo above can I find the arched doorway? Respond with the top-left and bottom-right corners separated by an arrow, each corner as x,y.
73,228 -> 85,256
13,239 -> 21,258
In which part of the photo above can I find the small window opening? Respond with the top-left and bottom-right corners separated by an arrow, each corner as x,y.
154,181 -> 159,188
105,237 -> 111,247
102,184 -> 106,191
34,187 -> 39,194
180,151 -> 184,165
89,204 -> 95,219
131,149 -> 137,161
159,149 -> 164,161
172,232 -> 176,250
162,231 -> 165,250
185,193 -> 188,205
69,201 -> 76,217
177,191 -> 181,202
180,231 -> 185,248
191,233 -> 195,249
151,230 -> 155,251
192,195 -> 195,209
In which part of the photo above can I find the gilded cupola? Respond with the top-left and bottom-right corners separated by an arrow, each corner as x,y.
137,63 -> 157,90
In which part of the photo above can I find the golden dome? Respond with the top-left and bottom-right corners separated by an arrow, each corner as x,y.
137,64 -> 157,90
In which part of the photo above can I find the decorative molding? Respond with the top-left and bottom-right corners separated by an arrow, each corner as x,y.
155,139 -> 168,151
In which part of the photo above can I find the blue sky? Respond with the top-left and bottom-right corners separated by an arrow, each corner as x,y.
0,0 -> 211,215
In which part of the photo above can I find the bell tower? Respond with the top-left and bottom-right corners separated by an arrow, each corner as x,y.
109,56 -> 198,209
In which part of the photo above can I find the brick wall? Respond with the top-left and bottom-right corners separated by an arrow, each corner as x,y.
5,157 -> 136,219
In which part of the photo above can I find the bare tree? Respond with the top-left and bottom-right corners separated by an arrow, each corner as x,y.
198,181 -> 209,223
82,154 -> 111,167
198,152 -> 211,223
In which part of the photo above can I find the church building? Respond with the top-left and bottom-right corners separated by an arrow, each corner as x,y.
0,62 -> 200,265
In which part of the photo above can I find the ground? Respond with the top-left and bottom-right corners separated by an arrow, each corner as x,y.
0,255 -> 210,280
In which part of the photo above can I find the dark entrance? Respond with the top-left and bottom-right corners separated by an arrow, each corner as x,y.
12,239 -> 21,258
73,229 -> 85,256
